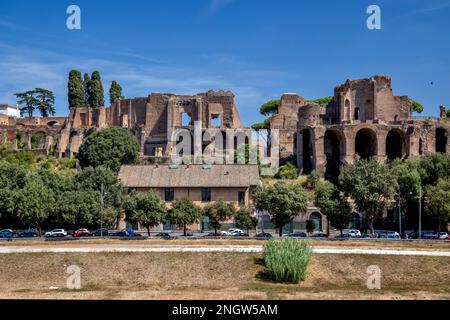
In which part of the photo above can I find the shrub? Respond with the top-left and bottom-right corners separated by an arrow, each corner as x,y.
263,239 -> 312,283
275,162 -> 298,179
304,171 -> 321,189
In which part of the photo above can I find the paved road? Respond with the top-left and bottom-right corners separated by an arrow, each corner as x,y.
0,245 -> 449,256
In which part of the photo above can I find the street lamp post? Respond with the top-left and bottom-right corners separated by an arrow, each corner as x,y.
419,186 -> 422,240
398,186 -> 402,238
100,183 -> 104,237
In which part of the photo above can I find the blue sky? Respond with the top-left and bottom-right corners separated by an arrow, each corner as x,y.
0,0 -> 449,126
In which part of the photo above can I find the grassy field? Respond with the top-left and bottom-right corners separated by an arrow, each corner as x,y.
0,252 -> 449,300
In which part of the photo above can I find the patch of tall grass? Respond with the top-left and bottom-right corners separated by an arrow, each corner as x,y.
263,239 -> 312,283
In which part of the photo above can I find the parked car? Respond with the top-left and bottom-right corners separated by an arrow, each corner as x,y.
0,229 -> 15,238
233,233 -> 250,237
93,228 -> 109,237
335,233 -> 352,239
288,232 -> 307,238
206,232 -> 223,238
436,232 -> 449,240
254,232 -> 272,239
228,228 -> 245,236
310,233 -> 328,238
108,229 -> 142,237
220,230 -> 232,236
347,229 -> 362,238
73,228 -> 93,237
376,231 -> 400,240
44,229 -> 67,238
154,232 -> 172,239
16,229 -> 39,238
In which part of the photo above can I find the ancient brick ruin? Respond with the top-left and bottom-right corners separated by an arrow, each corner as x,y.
0,90 -> 246,159
277,75 -> 450,181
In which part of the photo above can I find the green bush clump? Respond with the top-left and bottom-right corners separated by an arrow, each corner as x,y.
263,239 -> 312,283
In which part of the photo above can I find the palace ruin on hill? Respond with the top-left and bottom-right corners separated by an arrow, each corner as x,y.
0,76 -> 449,179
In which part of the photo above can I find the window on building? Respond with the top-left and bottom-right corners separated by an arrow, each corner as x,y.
238,191 -> 245,205
354,107 -> 360,120
164,188 -> 174,202
201,188 -> 211,202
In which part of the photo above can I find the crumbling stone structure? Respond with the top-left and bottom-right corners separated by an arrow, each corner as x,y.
0,90 -> 246,158
290,75 -> 450,181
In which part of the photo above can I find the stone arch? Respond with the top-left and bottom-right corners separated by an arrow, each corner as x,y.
309,212 -> 322,232
47,120 -> 61,128
324,129 -> 345,183
300,129 -> 313,174
386,129 -> 406,160
436,127 -> 447,154
355,127 -> 377,159
30,131 -> 47,149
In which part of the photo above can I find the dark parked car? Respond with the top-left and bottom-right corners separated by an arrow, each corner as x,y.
108,229 -> 142,237
310,233 -> 328,238
0,229 -> 15,238
254,232 -> 272,239
234,233 -> 250,237
15,229 -> 39,238
154,232 -> 172,239
205,232 -> 223,238
93,229 -> 110,237
288,232 -> 307,238
335,233 -> 352,239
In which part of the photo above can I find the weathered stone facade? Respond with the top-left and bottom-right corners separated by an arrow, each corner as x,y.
0,90 -> 246,159
290,75 -> 450,181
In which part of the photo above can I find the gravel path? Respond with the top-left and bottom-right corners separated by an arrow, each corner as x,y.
0,245 -> 449,256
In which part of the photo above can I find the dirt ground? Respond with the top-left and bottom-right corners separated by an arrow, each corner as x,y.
1,238 -> 449,251
0,252 -> 449,300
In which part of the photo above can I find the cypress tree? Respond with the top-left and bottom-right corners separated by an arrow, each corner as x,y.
83,73 -> 91,107
109,81 -> 124,104
68,70 -> 85,109
89,71 -> 105,108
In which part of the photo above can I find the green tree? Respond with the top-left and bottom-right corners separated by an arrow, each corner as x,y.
315,181 -> 351,236
109,80 -> 124,104
74,166 -> 124,210
77,127 -> 140,172
275,162 -> 298,180
260,99 -> 280,116
89,70 -> 104,108
304,171 -> 321,190
55,190 -> 102,227
254,182 -> 308,236
306,97 -> 333,105
14,90 -> 38,117
124,190 -> 166,236
418,154 -> 450,187
425,179 -> 450,232
83,72 -> 91,106
68,70 -> 85,109
411,100 -> 424,114
339,158 -> 396,235
15,174 -> 55,235
203,200 -> 236,234
234,206 -> 257,233
251,118 -> 272,131
447,109 -> 450,118
35,88 -> 56,117
166,198 -> 201,236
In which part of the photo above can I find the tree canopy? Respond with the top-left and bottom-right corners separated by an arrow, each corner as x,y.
425,179 -> 450,232
77,127 -> 140,172
88,71 -> 105,108
254,182 -> 308,236
166,197 -> 201,236
109,81 -> 124,104
203,199 -> 236,234
339,158 -> 396,235
411,100 -> 424,114
124,190 -> 166,236
234,206 -> 257,233
68,70 -> 85,109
